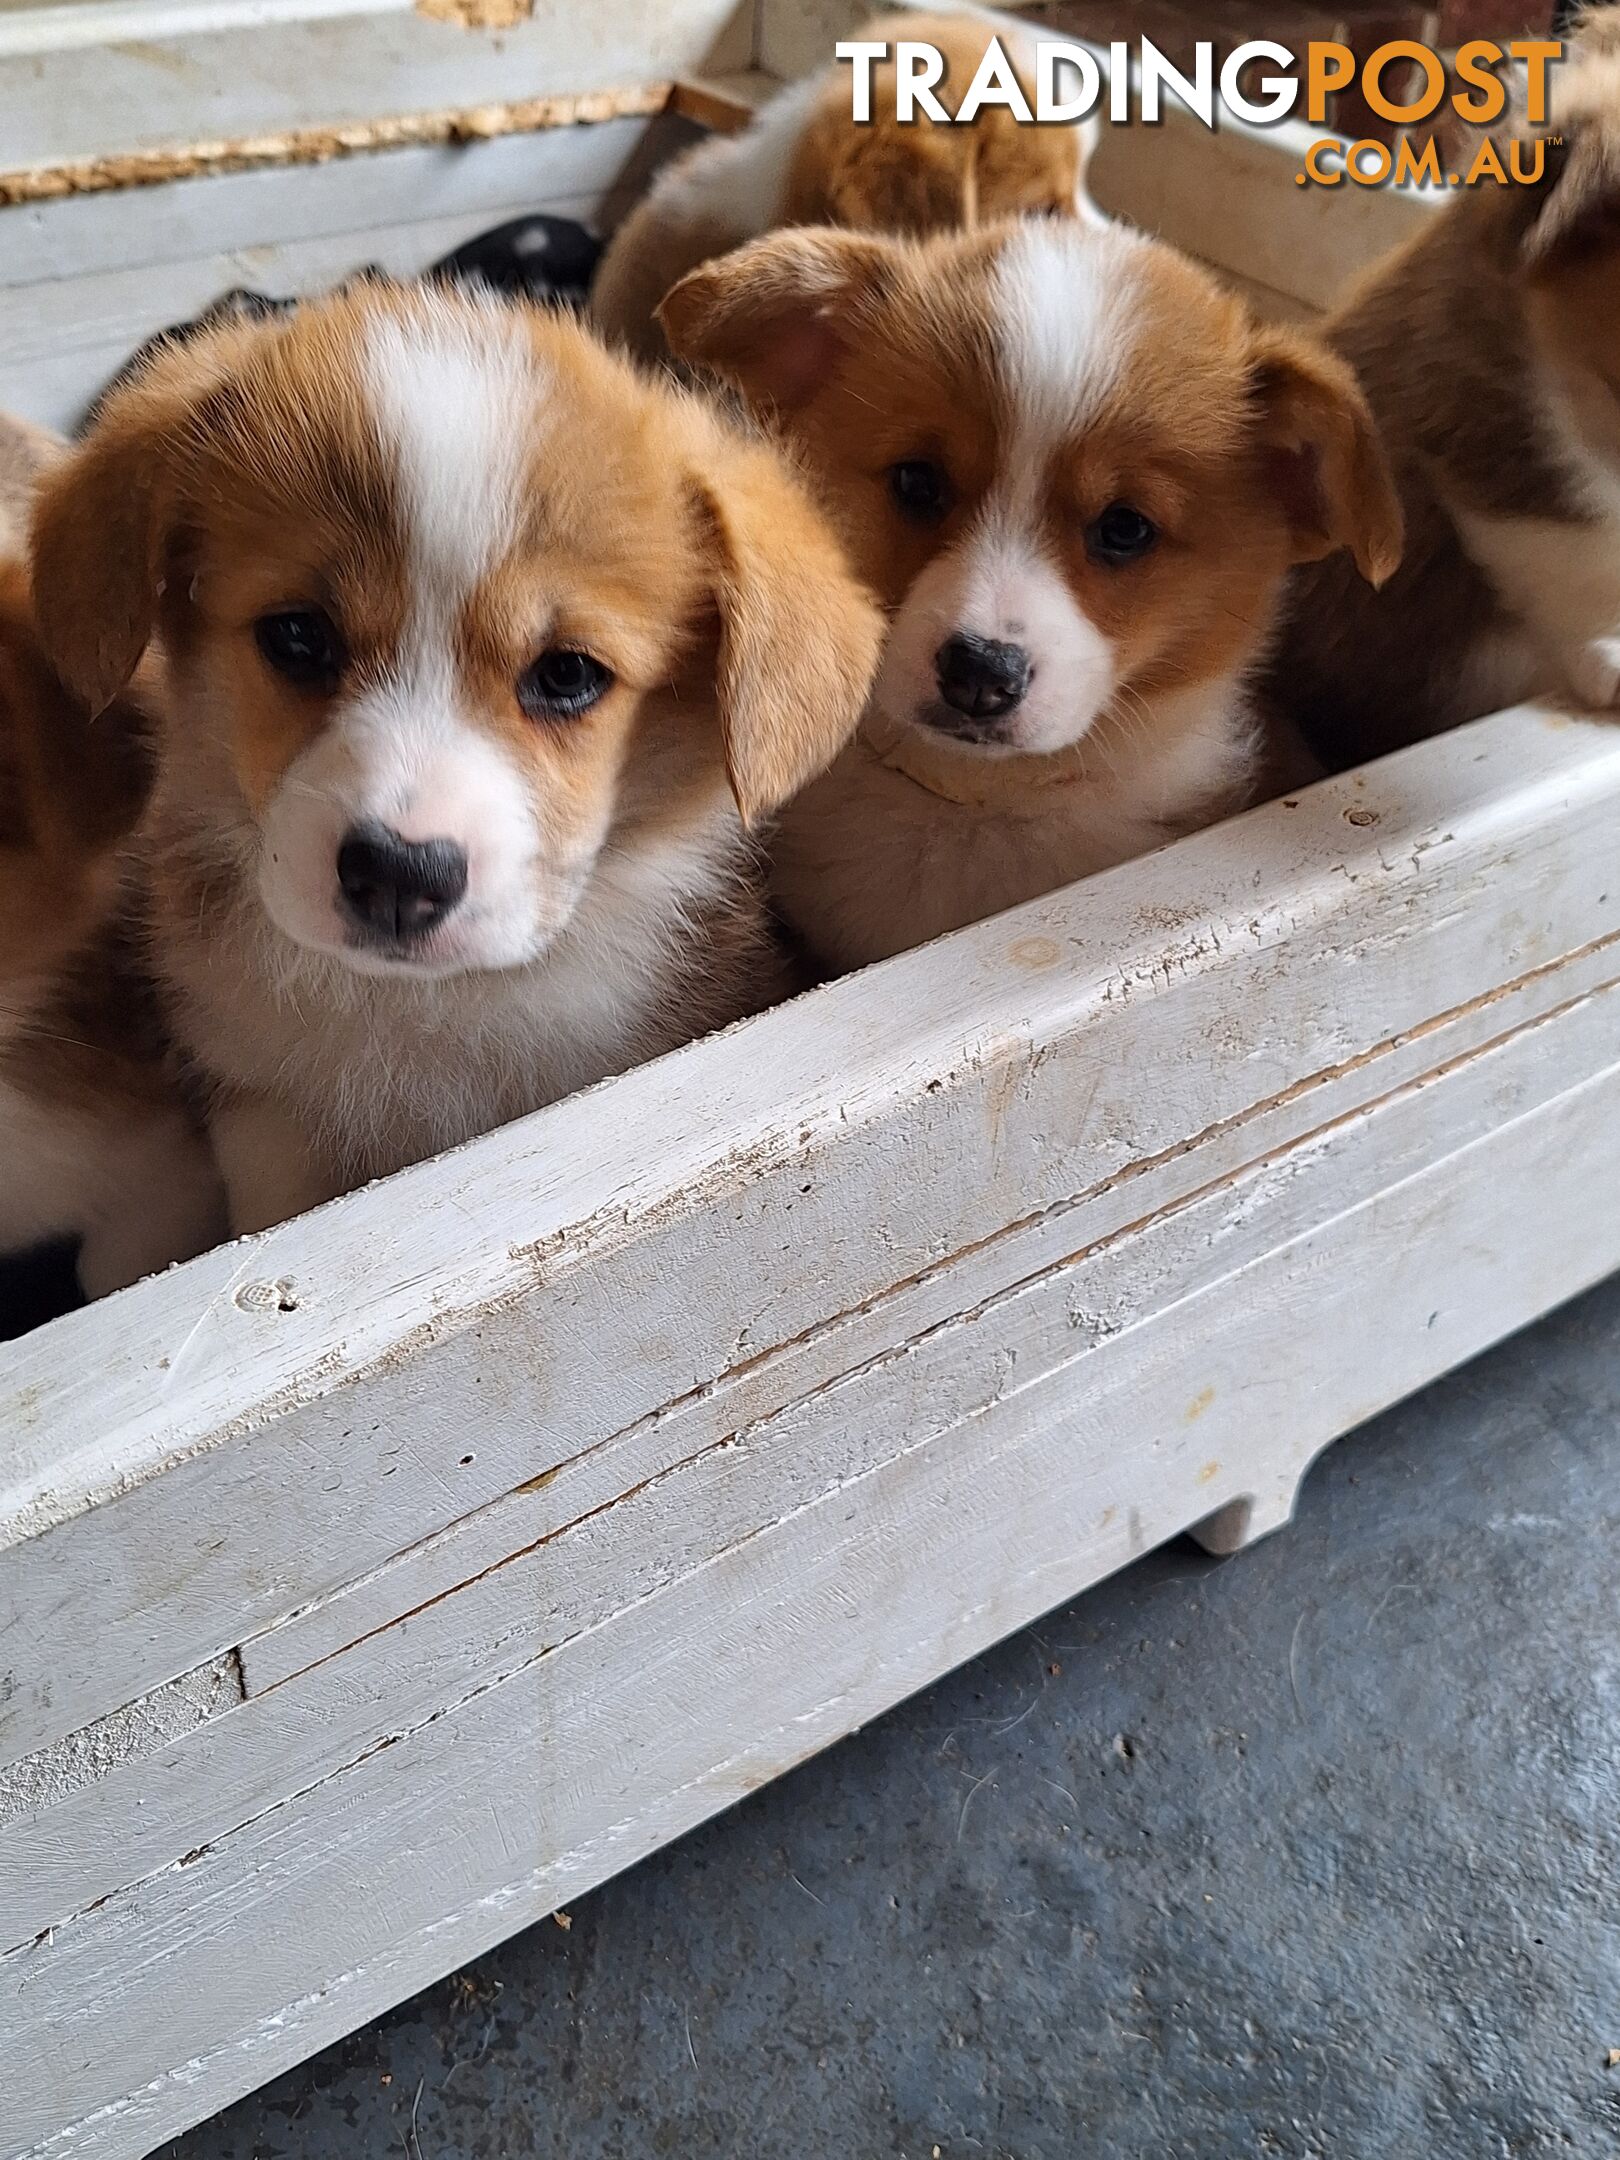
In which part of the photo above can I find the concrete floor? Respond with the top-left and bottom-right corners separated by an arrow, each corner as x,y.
136,1270 -> 1620,2157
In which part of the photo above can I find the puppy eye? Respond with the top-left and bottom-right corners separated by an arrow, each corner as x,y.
517,648 -> 613,721
888,459 -> 952,523
254,607 -> 345,690
1087,503 -> 1159,567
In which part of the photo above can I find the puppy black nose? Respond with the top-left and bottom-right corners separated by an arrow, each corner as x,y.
934,633 -> 1032,720
336,823 -> 468,940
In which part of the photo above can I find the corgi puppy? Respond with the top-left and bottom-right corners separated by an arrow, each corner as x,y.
1272,18 -> 1620,766
0,538 -> 223,1299
30,283 -> 883,1236
661,217 -> 1402,973
592,10 -> 1098,367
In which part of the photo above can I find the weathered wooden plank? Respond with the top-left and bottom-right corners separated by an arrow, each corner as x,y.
235,911 -> 1620,1700
0,114 -> 667,428
5,948 -> 1616,1956
3,709 -> 1617,1774
7,990 -> 1617,2159
0,0 -> 752,175
0,116 -> 648,290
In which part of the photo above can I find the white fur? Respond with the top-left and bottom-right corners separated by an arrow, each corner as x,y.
0,1076 -> 222,1298
995,216 -> 1146,447
1458,333 -> 1620,711
875,533 -> 1115,755
1450,340 -> 1620,712
1454,497 -> 1620,711
176,793 -> 747,1230
255,659 -> 559,977
365,296 -> 534,593
647,74 -> 823,244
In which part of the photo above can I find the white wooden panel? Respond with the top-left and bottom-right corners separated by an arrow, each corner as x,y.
3,710 -> 1617,1778
1088,109 -> 1432,313
6,928 -> 1617,1956
6,973 -> 1618,2158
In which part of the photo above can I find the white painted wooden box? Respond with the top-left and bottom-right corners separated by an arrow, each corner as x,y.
3,5 -> 1619,2154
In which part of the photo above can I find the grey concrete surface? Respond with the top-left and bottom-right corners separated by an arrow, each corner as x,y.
151,1270 -> 1619,2159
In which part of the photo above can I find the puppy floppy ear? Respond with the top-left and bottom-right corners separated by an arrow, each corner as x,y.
658,228 -> 895,417
30,328 -> 250,714
0,570 -> 154,858
1248,326 -> 1403,588
689,440 -> 884,825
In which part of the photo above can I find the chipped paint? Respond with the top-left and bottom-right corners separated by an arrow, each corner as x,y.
0,1655 -> 243,1826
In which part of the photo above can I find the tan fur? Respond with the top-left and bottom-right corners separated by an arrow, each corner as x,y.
1270,20 -> 1620,765
590,10 -> 1093,368
663,219 -> 1399,973
782,12 -> 1080,232
30,284 -> 880,1231
0,553 -> 222,1298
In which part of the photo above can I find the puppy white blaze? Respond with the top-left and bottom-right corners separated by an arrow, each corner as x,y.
364,293 -> 537,596
992,217 -> 1149,450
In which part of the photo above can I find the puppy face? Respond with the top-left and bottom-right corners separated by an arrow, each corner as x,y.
31,286 -> 881,979
663,220 -> 1400,761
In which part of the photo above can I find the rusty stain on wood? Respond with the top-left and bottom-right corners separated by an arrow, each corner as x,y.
0,82 -> 672,205
1008,936 -> 1063,971
415,0 -> 534,25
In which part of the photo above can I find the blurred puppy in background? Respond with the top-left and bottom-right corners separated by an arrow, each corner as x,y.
1272,13 -> 1620,766
31,283 -> 882,1235
0,418 -> 222,1295
592,9 -> 1100,366
664,217 -> 1401,974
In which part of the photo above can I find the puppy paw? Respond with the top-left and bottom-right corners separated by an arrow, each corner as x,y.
1551,634 -> 1620,712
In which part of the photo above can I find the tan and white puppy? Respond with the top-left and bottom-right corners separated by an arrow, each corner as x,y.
592,10 -> 1098,368
0,537 -> 223,1298
1273,19 -> 1620,766
662,217 -> 1402,973
31,283 -> 883,1235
